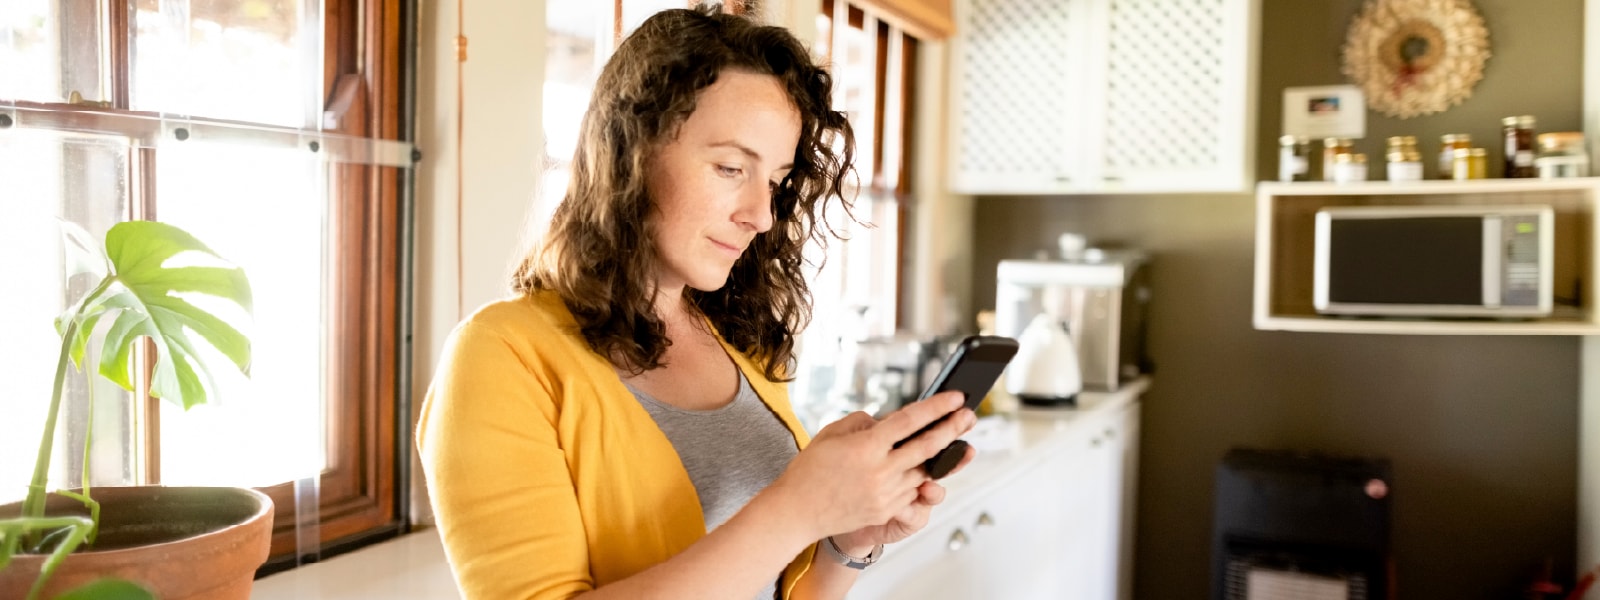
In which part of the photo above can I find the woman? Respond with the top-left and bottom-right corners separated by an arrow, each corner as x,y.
417,7 -> 976,599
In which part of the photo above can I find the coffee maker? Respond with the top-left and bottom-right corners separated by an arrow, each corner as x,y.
994,248 -> 1151,393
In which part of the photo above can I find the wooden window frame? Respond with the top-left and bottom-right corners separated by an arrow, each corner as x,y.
13,0 -> 408,572
820,0 -> 919,329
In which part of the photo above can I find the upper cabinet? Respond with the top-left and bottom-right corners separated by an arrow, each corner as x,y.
947,0 -> 1259,195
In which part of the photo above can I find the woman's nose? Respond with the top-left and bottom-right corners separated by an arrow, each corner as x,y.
737,181 -> 775,233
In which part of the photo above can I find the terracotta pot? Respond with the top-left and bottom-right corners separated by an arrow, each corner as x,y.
0,486 -> 273,600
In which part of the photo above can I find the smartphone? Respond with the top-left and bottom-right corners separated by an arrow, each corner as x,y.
894,335 -> 1018,479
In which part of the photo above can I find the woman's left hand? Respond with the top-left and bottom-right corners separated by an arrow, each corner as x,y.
829,443 -> 976,553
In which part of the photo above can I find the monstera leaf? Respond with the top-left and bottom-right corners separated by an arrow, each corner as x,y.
61,220 -> 253,410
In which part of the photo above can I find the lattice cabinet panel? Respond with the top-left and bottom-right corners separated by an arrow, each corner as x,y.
1099,0 -> 1252,189
950,0 -> 1087,193
948,0 -> 1257,194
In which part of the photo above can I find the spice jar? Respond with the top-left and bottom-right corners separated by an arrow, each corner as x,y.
1278,135 -> 1311,182
1439,134 -> 1471,179
1322,138 -> 1355,182
1332,152 -> 1368,183
1503,115 -> 1538,178
1535,131 -> 1589,179
1385,136 -> 1423,182
1452,147 -> 1488,180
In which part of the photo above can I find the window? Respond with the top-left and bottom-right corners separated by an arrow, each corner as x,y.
793,0 -> 918,426
0,0 -> 409,571
537,1 -> 734,238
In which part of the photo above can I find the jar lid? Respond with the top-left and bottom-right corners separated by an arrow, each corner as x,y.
1502,115 -> 1537,128
1386,135 -> 1417,146
1441,133 -> 1471,143
1335,152 -> 1368,164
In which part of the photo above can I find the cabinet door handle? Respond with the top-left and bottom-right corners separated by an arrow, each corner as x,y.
975,512 -> 996,529
1104,428 -> 1116,439
1091,437 -> 1103,448
947,529 -> 968,552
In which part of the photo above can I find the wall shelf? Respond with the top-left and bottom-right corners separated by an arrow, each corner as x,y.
1253,178 -> 1600,335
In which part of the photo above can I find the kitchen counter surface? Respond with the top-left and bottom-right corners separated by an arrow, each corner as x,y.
251,378 -> 1150,599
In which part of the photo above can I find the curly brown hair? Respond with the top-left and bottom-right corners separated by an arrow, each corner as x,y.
511,6 -> 856,382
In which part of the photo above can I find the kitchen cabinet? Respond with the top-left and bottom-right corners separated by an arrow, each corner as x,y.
1253,179 -> 1600,335
847,381 -> 1145,600
947,0 -> 1258,194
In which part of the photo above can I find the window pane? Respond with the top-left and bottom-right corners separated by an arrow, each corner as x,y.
152,142 -> 327,487
539,1 -> 602,236
0,130 -> 135,503
0,0 -> 110,103
131,0 -> 318,127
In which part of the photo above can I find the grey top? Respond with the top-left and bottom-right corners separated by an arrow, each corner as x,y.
626,370 -> 799,600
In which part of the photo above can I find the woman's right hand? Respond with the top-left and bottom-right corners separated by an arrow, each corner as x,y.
765,391 -> 977,540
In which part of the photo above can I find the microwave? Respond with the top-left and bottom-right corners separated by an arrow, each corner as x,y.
1312,204 -> 1554,318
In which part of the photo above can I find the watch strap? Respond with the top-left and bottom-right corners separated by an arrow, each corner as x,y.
822,536 -> 883,570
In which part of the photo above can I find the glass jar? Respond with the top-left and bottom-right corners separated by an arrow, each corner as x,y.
1322,138 -> 1355,182
1535,131 -> 1589,179
1452,147 -> 1488,180
1278,135 -> 1311,182
1385,136 -> 1423,182
1439,134 -> 1471,179
1332,152 -> 1368,183
1503,115 -> 1538,178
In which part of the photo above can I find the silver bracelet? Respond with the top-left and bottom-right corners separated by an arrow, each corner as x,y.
821,536 -> 884,570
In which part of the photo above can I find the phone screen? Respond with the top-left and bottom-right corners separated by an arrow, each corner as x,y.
918,336 -> 1018,410
894,335 -> 1017,474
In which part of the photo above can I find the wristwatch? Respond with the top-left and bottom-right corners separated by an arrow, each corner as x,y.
821,536 -> 884,570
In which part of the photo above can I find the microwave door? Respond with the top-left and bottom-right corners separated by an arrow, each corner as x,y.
1316,213 -> 1495,316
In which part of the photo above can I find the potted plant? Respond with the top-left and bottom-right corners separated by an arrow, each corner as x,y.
0,220 -> 271,600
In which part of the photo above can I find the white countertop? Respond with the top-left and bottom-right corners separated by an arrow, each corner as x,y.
251,379 -> 1149,599
251,529 -> 461,599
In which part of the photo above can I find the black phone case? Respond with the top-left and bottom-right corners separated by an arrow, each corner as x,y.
898,335 -> 1018,479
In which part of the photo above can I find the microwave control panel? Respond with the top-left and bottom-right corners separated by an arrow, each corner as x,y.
1501,214 -> 1544,307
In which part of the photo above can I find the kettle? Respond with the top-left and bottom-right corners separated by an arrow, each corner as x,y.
1005,312 -> 1082,405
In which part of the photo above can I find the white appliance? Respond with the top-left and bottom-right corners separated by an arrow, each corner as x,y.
995,249 -> 1150,394
1313,204 -> 1554,318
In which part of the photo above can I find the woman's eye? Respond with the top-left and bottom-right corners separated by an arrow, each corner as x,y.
768,180 -> 781,193
716,165 -> 743,178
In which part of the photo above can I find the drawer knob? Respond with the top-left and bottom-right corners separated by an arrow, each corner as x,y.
976,512 -> 996,529
948,529 -> 968,552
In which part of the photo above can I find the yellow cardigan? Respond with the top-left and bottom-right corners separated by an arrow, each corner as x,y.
416,291 -> 817,599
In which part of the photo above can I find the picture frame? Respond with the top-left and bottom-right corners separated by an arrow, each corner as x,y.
1282,85 -> 1366,140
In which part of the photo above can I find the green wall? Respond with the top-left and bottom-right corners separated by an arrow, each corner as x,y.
969,1 -> 1584,597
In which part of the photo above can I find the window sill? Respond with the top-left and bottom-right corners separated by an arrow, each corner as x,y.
251,529 -> 459,599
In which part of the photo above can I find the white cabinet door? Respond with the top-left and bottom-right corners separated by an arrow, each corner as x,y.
948,0 -> 1257,194
947,0 -> 1091,194
963,451 -> 1080,599
1091,0 -> 1256,192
